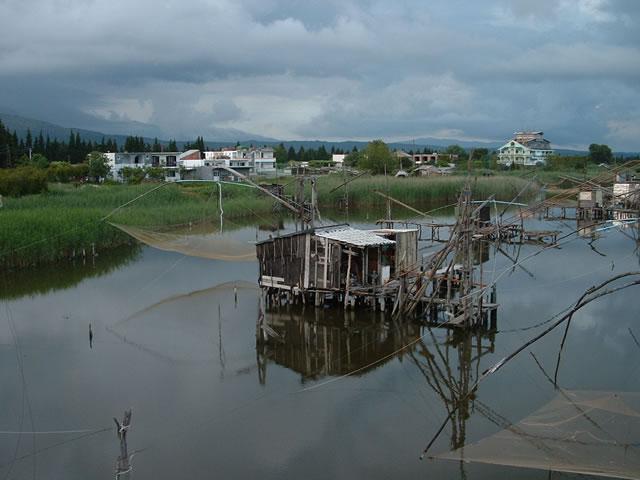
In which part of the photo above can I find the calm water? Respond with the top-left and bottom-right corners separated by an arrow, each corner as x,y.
1,212 -> 639,479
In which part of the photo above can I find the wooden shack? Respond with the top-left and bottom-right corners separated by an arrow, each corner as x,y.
256,225 -> 418,305
578,188 -> 604,209
613,181 -> 640,209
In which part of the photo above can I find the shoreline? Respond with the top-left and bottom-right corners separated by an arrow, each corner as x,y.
1,175 -> 538,270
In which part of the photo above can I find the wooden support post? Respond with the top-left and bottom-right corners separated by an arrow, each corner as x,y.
344,249 -> 353,310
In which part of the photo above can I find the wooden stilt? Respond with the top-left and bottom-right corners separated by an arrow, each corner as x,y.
344,249 -> 352,310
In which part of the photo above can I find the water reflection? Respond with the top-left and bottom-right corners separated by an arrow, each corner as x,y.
106,280 -> 259,366
257,302 -> 499,479
257,307 -> 423,384
409,330 -> 496,451
3,211 -> 639,479
0,245 -> 141,300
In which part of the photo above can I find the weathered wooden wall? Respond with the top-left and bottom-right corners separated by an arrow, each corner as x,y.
256,233 -> 308,289
395,230 -> 418,273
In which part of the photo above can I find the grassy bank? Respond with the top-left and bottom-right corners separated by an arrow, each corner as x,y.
0,182 -> 273,269
1,175 -> 540,269
312,174 -> 540,208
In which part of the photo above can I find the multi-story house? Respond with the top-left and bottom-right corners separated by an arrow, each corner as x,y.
106,146 -> 277,182
104,150 -> 201,181
497,131 -> 554,167
199,147 -> 276,177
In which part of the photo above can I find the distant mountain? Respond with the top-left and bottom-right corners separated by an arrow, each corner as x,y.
1,112 -> 637,157
0,112 -> 123,144
0,112 -> 277,146
268,139 -> 450,153
411,137 -> 501,150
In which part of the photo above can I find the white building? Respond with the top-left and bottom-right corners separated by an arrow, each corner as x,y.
104,149 -> 201,181
249,147 -> 276,175
201,147 -> 276,176
498,131 -> 554,167
105,145 -> 277,182
412,152 -> 459,165
332,154 -> 347,166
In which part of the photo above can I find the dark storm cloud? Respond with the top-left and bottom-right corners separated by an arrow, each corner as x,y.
0,0 -> 638,148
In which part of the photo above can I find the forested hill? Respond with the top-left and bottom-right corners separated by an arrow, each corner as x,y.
0,113 -> 126,145
2,112 -> 638,158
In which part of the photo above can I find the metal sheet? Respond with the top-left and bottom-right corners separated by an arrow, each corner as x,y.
315,226 -> 395,247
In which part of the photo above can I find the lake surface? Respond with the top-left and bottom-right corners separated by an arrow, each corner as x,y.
1,210 -> 639,479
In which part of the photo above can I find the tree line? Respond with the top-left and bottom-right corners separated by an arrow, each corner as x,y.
0,121 -> 187,168
0,119 -> 628,173
272,143 -> 351,163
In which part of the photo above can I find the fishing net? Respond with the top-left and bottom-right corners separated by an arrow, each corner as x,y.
110,223 -> 256,261
108,281 -> 259,365
434,390 -> 640,479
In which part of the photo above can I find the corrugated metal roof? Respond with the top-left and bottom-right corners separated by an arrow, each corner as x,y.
315,226 -> 395,247
370,228 -> 419,235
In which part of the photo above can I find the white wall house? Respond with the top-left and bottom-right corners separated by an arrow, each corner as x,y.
412,152 -> 459,165
498,131 -> 554,167
332,154 -> 346,166
200,147 -> 276,176
105,149 -> 201,181
105,146 -> 278,182
249,147 -> 276,176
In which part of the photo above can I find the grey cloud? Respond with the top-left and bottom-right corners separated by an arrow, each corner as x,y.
0,0 -> 638,149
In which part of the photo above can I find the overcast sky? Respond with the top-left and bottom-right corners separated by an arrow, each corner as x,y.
0,0 -> 639,149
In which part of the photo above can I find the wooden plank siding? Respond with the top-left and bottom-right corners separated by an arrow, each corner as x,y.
395,230 -> 418,273
256,227 -> 418,293
256,233 -> 308,289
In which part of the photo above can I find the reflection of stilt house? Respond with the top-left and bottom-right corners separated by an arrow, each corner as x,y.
256,225 -> 418,306
257,308 -> 421,383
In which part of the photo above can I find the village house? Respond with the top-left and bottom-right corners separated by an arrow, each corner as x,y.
107,146 -> 277,182
332,153 -> 346,166
196,146 -> 277,178
104,149 -> 201,181
394,150 -> 413,164
497,131 -> 554,167
412,152 -> 459,165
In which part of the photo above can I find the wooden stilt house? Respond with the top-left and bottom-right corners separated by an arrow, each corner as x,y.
256,225 -> 418,297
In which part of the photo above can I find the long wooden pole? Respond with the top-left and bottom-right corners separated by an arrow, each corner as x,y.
217,165 -> 300,215
374,191 -> 434,219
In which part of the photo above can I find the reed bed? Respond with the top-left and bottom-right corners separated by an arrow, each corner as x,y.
0,245 -> 142,300
1,175 -> 539,268
0,182 -> 273,268
314,174 -> 540,207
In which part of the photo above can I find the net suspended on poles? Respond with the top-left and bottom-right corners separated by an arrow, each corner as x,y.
110,223 -> 256,261
108,280 -> 259,365
433,390 -> 640,480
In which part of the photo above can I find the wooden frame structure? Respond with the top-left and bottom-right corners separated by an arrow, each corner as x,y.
256,224 -> 419,308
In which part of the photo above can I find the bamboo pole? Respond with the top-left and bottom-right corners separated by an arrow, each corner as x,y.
374,191 -> 434,219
